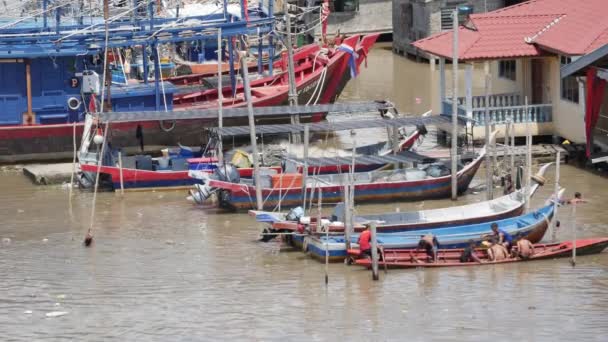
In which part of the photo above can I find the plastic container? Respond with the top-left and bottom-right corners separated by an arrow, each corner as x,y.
158,157 -> 170,169
271,173 -> 302,188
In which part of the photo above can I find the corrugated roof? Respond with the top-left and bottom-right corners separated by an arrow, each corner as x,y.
412,0 -> 608,60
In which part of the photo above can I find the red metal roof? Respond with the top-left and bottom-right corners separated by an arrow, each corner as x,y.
412,0 -> 608,60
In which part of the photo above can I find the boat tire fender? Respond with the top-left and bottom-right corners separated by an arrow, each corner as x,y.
159,120 -> 176,132
67,97 -> 81,111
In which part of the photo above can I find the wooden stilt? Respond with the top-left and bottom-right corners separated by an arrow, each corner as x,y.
551,151 -> 560,242
240,49 -> 263,210
118,151 -> 125,196
370,221 -> 379,281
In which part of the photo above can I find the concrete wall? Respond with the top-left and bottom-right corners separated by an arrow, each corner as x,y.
314,0 -> 392,36
393,0 -> 507,57
547,56 -> 586,143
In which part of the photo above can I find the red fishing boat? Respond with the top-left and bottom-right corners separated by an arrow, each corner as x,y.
0,35 -> 378,162
80,123 -> 423,191
350,238 -> 608,268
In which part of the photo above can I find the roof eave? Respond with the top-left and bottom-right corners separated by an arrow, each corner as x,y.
561,43 -> 608,78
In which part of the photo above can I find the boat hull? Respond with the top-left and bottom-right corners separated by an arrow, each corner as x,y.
210,151 -> 484,211
353,238 -> 608,268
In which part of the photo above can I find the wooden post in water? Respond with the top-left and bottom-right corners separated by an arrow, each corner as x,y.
483,61 -> 492,200
343,184 -> 351,251
284,1 -> 300,143
450,8 -> 459,201
69,121 -> 77,198
510,118 -> 516,186
103,0 -> 111,109
240,50 -> 263,210
318,191 -> 328,285
551,150 -> 560,242
302,125 -> 309,211
217,28 -> 224,165
118,151 -> 125,196
370,221 -> 379,281
525,96 -> 532,211
571,201 -> 577,267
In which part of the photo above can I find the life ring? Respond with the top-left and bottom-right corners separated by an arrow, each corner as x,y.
159,120 -> 176,132
67,97 -> 81,111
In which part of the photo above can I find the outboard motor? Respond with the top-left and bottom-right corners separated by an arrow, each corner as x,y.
187,164 -> 241,205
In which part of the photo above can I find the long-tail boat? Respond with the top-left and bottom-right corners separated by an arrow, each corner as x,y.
296,199 -> 557,261
252,163 -> 553,237
351,238 -> 608,268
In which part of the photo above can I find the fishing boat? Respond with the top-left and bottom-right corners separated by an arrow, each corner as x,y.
201,141 -> 485,211
295,198 -> 558,261
170,34 -> 379,123
351,238 -> 608,268
79,121 -> 424,191
0,0 -> 377,162
252,163 -> 552,237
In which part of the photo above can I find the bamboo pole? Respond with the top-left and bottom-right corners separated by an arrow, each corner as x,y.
571,202 -> 577,267
217,28 -> 224,165
525,96 -> 532,211
343,184 -> 351,251
103,0 -> 111,110
551,151 -> 560,242
483,62 -> 491,200
319,191 -> 328,285
240,50 -> 263,210
302,125 -> 309,211
370,221 -> 379,281
69,121 -> 76,198
284,1 -> 300,143
510,118 -> 516,185
451,9 -> 459,201
118,151 -> 125,196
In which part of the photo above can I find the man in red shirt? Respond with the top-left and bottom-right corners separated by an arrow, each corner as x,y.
358,227 -> 372,258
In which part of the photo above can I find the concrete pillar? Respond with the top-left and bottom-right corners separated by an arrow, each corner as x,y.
439,57 -> 446,113
578,77 -> 586,114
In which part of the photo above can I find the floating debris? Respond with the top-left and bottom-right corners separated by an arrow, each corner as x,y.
2,237 -> 11,245
23,310 -> 32,314
45,311 -> 68,318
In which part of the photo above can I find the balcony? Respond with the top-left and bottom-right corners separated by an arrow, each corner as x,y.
441,93 -> 554,139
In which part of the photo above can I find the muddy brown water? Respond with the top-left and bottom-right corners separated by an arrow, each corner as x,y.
1,44 -> 608,341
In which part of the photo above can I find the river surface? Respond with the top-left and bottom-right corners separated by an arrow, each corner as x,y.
2,44 -> 608,341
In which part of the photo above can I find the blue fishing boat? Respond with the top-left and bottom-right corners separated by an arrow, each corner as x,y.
0,0 -> 275,161
295,201 -> 556,261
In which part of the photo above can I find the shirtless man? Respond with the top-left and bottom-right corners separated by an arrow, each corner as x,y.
514,238 -> 535,260
487,239 -> 509,262
418,234 -> 439,262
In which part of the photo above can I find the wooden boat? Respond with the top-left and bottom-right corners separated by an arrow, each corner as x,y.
293,201 -> 555,262
351,238 -> 608,268
206,143 -> 485,211
80,124 -> 424,191
252,163 -> 553,235
169,34 -> 379,125
0,35 -> 378,162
